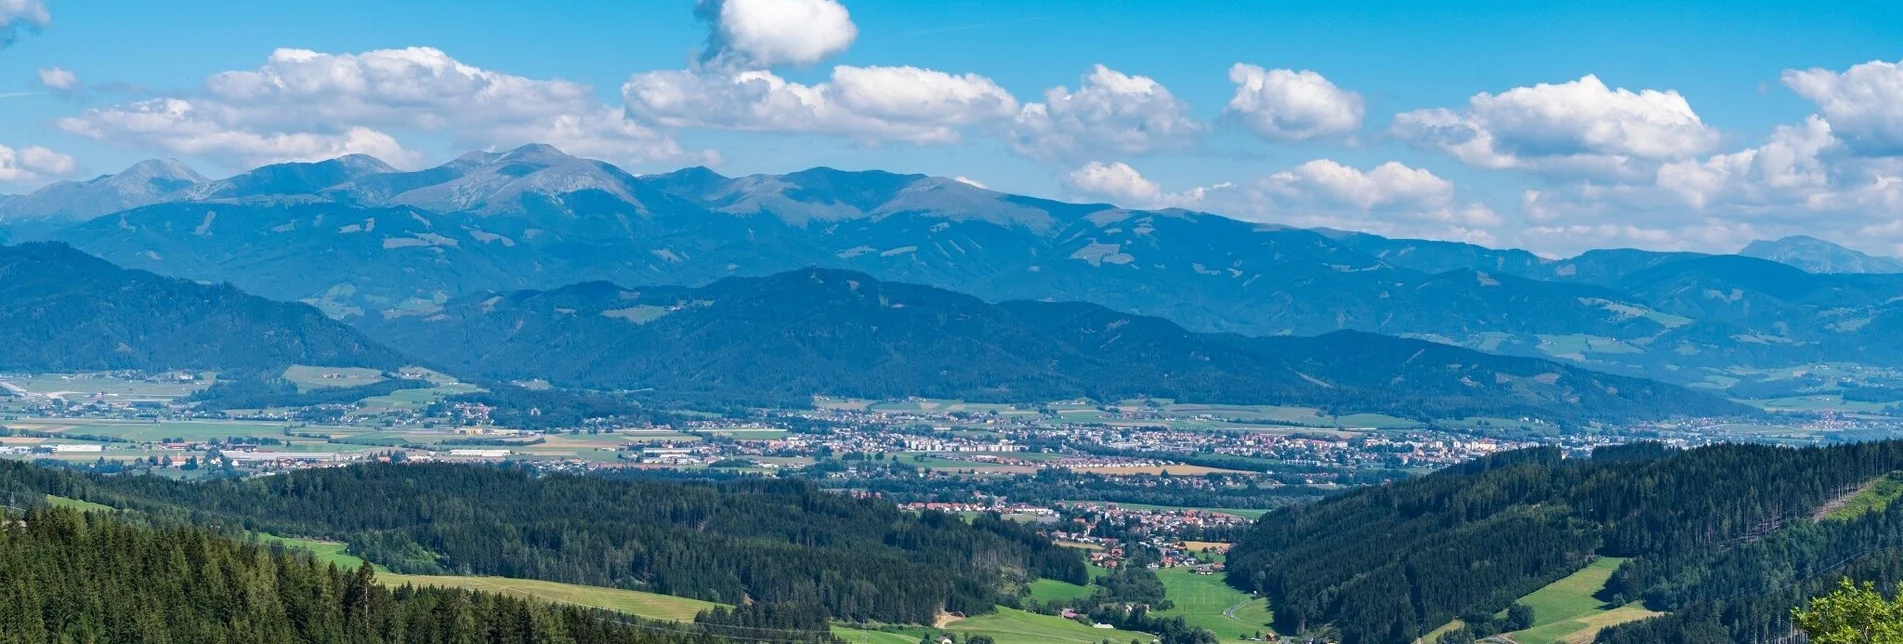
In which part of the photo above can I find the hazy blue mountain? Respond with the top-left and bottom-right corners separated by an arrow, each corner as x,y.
1740,235 -> 1903,274
0,242 -> 405,373
359,268 -> 1748,423
0,159 -> 204,224
27,148 -> 1903,394
178,154 -> 396,202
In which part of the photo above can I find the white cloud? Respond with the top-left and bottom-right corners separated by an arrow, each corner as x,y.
1655,115 -> 1838,210
57,98 -> 417,168
1011,65 -> 1206,161
1064,161 -> 1174,207
0,0 -> 48,46
1261,160 -> 1458,212
1224,64 -> 1363,141
1394,75 -> 1718,179
1783,59 -> 1903,156
57,47 -> 699,169
696,0 -> 856,70
0,143 -> 77,183
1061,159 -> 1496,243
1511,108 -> 1903,255
36,66 -> 79,94
624,65 -> 1016,144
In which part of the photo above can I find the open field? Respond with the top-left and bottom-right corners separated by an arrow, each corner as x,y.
2,417 -> 327,442
0,373 -> 213,401
265,531 -> 1153,644
258,534 -> 718,622
1504,557 -> 1660,644
281,365 -> 387,391
1027,578 -> 1094,603
44,495 -> 114,512
1747,394 -> 1893,414
1153,568 -> 1274,642
936,608 -> 1152,644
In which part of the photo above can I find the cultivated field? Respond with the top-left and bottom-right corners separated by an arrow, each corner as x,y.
257,534 -> 718,622
1152,567 -> 1274,642
1503,557 -> 1660,644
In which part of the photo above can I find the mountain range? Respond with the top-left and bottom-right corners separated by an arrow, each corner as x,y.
7,145 -> 1903,396
0,242 -> 403,374
358,268 -> 1746,422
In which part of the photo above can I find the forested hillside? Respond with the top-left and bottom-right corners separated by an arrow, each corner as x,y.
1225,441 -> 1903,644
361,268 -> 1747,424
0,242 -> 405,373
0,460 -> 1082,626
0,507 -> 724,643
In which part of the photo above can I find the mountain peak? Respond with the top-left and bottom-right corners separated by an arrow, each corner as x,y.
1739,235 -> 1903,274
119,158 -> 207,184
498,143 -> 575,163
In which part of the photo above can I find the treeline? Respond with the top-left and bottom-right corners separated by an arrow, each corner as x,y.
0,460 -> 1084,625
1226,441 -> 1903,644
1596,483 -> 1903,642
0,507 -> 728,644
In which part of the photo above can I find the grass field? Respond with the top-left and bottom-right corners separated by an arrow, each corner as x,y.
936,608 -> 1152,644
1503,557 -> 1659,644
282,365 -> 387,391
1027,578 -> 1094,603
1823,472 -> 1903,521
0,373 -> 213,401
44,495 -> 114,512
257,534 -> 718,622
1153,568 -> 1273,642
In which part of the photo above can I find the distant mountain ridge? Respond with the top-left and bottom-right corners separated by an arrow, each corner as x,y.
358,267 -> 1748,423
0,242 -> 405,374
1739,235 -> 1903,274
0,159 -> 205,223
15,145 -> 1903,394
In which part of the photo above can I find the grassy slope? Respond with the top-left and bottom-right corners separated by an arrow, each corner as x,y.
834,608 -> 1153,644
1152,568 -> 1274,642
1504,557 -> 1661,644
1823,471 -> 1903,521
44,494 -> 114,512
1027,578 -> 1093,603
257,534 -> 717,622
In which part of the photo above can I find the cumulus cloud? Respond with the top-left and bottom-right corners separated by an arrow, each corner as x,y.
0,143 -> 77,183
1224,64 -> 1363,141
1065,161 -> 1185,208
1512,109 -> 1903,255
57,98 -> 416,168
58,47 -> 700,169
35,66 -> 81,98
695,0 -> 856,70
1011,65 -> 1206,161
625,65 -> 1017,143
0,0 -> 49,47
1062,159 -> 1497,243
1783,59 -> 1903,156
1394,75 -> 1718,179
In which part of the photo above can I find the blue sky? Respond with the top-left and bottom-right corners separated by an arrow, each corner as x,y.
3,0 -> 1903,256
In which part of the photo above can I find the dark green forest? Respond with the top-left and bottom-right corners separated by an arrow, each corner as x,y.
0,460 -> 1082,626
1225,441 -> 1903,644
0,506 -> 730,644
